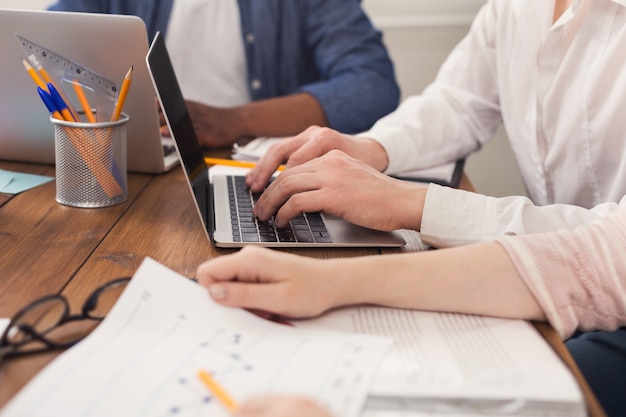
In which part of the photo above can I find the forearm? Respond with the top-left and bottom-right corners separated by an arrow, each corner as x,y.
498,209 -> 626,338
330,242 -> 546,321
237,93 -> 327,138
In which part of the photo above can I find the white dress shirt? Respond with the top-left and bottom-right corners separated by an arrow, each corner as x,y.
166,0 -> 251,107
362,0 -> 626,247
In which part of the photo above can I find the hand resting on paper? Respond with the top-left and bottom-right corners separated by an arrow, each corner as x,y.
196,244 -> 544,323
197,247 -> 338,318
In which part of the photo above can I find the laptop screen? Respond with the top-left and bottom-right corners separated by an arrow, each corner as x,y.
146,33 -> 205,177
146,31 -> 213,238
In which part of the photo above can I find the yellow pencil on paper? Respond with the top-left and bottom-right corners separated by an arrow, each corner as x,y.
111,65 -> 133,121
204,157 -> 285,171
197,369 -> 239,412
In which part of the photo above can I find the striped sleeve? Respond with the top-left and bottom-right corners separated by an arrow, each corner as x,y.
497,210 -> 626,339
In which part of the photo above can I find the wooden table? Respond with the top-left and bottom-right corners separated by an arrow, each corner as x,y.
0,161 -> 605,416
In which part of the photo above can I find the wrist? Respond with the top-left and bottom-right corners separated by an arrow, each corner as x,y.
359,138 -> 389,172
391,180 -> 428,231
326,257 -> 383,307
230,105 -> 254,139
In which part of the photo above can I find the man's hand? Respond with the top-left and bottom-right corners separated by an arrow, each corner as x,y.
185,101 -> 247,148
246,126 -> 389,192
252,150 -> 426,231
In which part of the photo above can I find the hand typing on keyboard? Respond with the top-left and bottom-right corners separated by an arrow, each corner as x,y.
250,150 -> 428,233
227,176 -> 332,243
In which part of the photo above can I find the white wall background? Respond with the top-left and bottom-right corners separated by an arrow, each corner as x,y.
3,0 -> 52,9
362,0 -> 526,197
4,0 -> 525,197
363,0 -> 485,27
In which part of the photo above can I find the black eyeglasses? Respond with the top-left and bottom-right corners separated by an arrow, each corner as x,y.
0,277 -> 130,360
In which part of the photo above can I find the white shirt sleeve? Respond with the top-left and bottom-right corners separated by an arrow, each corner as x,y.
421,183 -> 626,248
358,1 -> 502,175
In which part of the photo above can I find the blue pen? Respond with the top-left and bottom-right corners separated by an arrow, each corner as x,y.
37,87 -> 63,120
47,82 -> 75,122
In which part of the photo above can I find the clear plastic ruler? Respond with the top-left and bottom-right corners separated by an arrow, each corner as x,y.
17,34 -> 120,122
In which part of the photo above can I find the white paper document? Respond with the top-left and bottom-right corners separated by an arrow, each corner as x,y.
398,229 -> 430,252
0,258 -> 391,417
232,136 -> 284,161
295,307 -> 586,416
0,318 -> 9,335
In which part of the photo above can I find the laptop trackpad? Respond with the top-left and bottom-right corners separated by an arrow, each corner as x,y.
322,215 -> 405,246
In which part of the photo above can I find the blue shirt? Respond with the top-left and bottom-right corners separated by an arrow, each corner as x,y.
48,0 -> 400,134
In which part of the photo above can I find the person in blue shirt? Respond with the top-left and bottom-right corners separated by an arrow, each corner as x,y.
48,0 -> 400,148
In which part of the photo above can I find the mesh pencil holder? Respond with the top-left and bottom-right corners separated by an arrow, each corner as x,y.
51,113 -> 129,208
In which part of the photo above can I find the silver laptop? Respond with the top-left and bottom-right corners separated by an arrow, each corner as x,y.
146,32 -> 405,248
0,9 -> 178,174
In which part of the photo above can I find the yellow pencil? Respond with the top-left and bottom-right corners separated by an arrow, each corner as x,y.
197,369 -> 239,412
72,80 -> 97,123
30,56 -> 78,120
204,157 -> 285,171
111,65 -> 133,121
36,64 -> 53,85
22,59 -> 47,91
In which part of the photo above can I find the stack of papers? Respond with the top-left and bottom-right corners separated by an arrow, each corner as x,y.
1,258 -> 586,417
232,137 -> 284,161
296,307 -> 586,417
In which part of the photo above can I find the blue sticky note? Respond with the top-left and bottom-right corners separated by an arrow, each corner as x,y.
0,169 -> 53,195
0,170 -> 12,190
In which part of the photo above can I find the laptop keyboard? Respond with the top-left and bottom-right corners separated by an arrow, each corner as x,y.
227,175 -> 332,243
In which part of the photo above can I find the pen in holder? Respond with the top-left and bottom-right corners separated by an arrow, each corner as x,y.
51,112 -> 129,208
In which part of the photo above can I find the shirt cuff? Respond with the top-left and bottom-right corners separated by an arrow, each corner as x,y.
420,183 -> 498,247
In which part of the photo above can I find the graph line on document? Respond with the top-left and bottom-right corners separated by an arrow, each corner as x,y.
141,332 -> 311,416
141,329 -> 261,416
